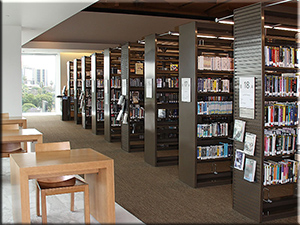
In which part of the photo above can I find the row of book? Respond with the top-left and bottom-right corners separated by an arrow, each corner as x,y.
197,122 -> 229,138
157,131 -> 178,140
265,74 -> 299,97
97,90 -> 104,99
85,89 -> 91,96
111,103 -> 121,114
197,101 -> 232,115
199,96 -> 232,101
96,69 -> 103,76
70,89 -> 74,95
263,159 -> 298,186
198,55 -> 234,71
85,80 -> 92,87
77,80 -> 82,88
264,128 -> 297,156
129,104 -> 144,119
110,116 -> 121,126
157,93 -> 178,104
197,142 -> 233,160
111,89 -> 121,101
97,79 -> 104,88
264,46 -> 299,68
264,101 -> 298,127
96,111 -> 104,122
111,67 -> 121,75
197,78 -> 231,93
97,101 -> 104,110
85,98 -> 92,108
130,91 -> 143,104
130,78 -> 144,87
76,72 -> 81,79
111,76 -> 121,88
157,77 -> 179,88
157,108 -> 179,119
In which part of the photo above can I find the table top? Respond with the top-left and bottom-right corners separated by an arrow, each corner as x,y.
2,116 -> 27,122
10,148 -> 112,170
2,128 -> 42,137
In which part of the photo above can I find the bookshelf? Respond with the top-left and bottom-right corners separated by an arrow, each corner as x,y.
73,58 -> 82,125
91,52 -> 104,135
144,33 -> 179,166
178,21 -> 234,188
121,42 -> 145,152
81,56 -> 92,129
233,2 -> 298,222
67,60 -> 74,120
104,48 -> 122,142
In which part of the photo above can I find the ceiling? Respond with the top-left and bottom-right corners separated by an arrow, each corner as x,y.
6,0 -> 299,52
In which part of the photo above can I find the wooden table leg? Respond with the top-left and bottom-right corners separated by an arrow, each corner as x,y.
85,161 -> 115,223
10,157 -> 31,223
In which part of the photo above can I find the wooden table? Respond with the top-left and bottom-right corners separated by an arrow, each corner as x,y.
10,148 -> 115,223
2,128 -> 43,147
2,116 -> 27,128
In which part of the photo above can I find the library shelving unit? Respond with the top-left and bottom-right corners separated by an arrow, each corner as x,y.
121,42 -> 145,152
81,56 -> 92,129
178,21 -> 234,188
104,48 -> 122,142
144,33 -> 179,166
73,58 -> 82,125
91,52 -> 104,135
67,60 -> 74,120
233,2 -> 298,222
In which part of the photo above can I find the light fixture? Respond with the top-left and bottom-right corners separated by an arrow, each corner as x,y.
273,26 -> 300,32
219,37 -> 234,40
197,34 -> 217,39
218,20 -> 234,25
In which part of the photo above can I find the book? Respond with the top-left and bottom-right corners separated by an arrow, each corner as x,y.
170,64 -> 179,71
233,119 -> 246,142
234,149 -> 245,170
158,109 -> 166,119
244,158 -> 256,182
135,62 -> 143,75
243,132 -> 256,156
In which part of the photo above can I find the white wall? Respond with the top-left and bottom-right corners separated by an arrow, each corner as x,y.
2,25 -> 22,117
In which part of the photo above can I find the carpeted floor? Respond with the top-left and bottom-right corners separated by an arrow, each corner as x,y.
25,115 -> 298,224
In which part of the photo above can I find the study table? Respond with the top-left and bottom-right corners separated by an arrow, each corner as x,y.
10,148 -> 115,223
2,128 -> 43,146
2,116 -> 27,128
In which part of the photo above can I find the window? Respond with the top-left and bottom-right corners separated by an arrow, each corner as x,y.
22,54 -> 57,113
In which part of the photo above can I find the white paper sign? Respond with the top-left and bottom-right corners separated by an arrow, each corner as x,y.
122,79 -> 127,95
181,78 -> 191,102
104,80 -> 108,94
239,77 -> 255,119
146,78 -> 152,98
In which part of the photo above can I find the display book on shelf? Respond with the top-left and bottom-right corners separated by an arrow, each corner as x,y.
73,58 -> 82,124
178,21 -> 234,188
104,47 -> 122,142
67,60 -> 74,120
121,42 -> 145,152
91,52 -> 105,135
232,2 -> 299,223
144,33 -> 180,166
81,55 -> 92,129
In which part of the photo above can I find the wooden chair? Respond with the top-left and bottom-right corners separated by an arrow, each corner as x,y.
1,124 -> 25,157
35,142 -> 90,224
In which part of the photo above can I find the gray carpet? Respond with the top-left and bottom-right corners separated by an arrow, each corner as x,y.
24,115 -> 298,224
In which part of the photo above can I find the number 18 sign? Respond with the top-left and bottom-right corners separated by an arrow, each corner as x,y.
239,77 -> 255,119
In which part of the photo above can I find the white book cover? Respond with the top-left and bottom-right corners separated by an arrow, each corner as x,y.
244,158 -> 256,182
198,56 -> 204,70
234,149 -> 245,171
244,132 -> 256,156
233,119 -> 246,142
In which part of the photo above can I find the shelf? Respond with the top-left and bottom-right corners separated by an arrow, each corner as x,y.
264,96 -> 298,101
197,45 -> 233,52
197,92 -> 233,96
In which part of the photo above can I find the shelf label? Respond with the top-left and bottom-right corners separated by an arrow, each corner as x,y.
239,76 -> 255,119
146,78 -> 152,98
181,78 -> 191,102
122,79 -> 127,95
